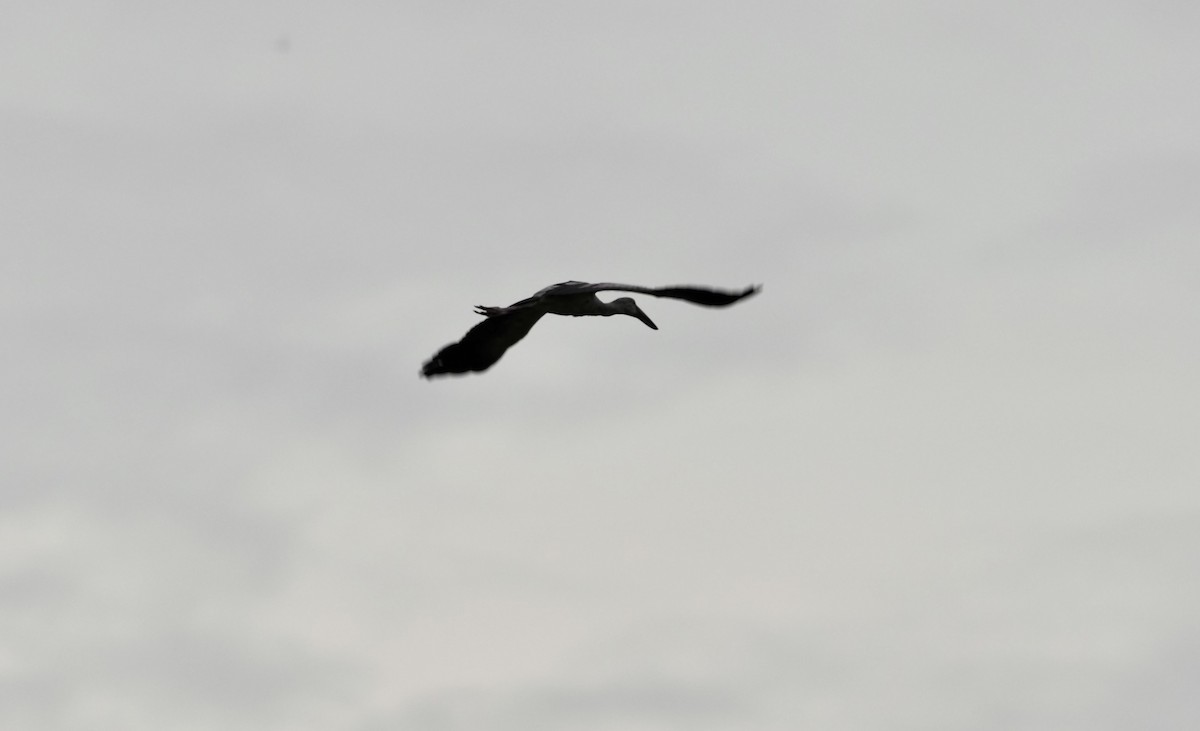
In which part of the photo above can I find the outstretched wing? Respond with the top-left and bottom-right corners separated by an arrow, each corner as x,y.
496,281 -> 760,312
573,282 -> 761,307
421,309 -> 546,378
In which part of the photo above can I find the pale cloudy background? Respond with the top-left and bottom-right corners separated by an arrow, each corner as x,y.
4,2 -> 1199,729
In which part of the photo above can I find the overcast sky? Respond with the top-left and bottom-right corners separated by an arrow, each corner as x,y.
4,2 -> 1199,729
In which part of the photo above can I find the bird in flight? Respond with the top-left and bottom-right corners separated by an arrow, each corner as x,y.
421,280 -> 760,378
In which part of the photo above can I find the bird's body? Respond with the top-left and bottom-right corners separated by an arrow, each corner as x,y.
421,280 -> 760,378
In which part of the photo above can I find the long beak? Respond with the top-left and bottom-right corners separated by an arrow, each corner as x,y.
632,306 -> 658,330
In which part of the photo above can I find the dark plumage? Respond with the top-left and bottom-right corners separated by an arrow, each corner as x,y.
421,280 -> 760,378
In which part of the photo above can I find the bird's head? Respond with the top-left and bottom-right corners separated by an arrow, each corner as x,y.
613,297 -> 658,330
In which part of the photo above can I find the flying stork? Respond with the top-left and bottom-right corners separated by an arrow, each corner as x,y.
420,280 -> 760,378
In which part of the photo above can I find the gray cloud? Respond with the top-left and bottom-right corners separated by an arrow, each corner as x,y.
4,2 -> 1199,730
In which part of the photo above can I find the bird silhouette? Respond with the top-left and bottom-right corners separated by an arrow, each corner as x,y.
421,280 -> 760,378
